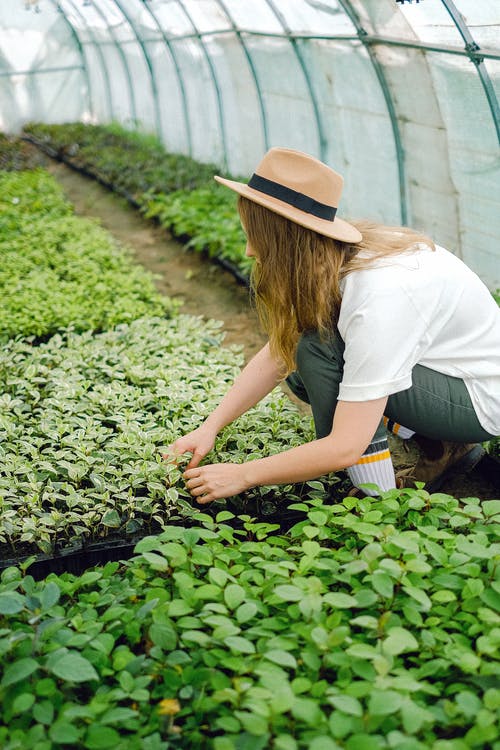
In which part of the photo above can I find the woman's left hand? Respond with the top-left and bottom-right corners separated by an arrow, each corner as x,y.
183,463 -> 250,504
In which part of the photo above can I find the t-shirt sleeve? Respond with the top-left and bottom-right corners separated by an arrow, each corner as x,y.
337,281 -> 431,402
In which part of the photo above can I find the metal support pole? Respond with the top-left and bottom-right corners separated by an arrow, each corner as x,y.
112,0 -> 163,135
441,0 -> 500,145
214,0 -> 270,152
175,0 -> 229,169
47,0 -> 92,116
264,0 -> 327,161
139,0 -> 193,156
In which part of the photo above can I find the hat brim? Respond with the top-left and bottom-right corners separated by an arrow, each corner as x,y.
214,175 -> 362,244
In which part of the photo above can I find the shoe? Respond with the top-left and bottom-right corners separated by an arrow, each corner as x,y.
397,439 -> 485,493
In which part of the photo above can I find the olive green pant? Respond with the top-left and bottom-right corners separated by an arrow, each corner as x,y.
286,331 -> 494,446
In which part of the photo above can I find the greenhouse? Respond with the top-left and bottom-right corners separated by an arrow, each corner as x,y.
0,1 -> 499,749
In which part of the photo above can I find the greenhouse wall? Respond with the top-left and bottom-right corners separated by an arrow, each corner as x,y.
0,0 -> 499,288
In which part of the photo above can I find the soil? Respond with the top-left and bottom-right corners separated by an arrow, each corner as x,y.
44,158 -> 499,501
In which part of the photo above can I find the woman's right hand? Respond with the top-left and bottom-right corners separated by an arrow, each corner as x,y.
163,423 -> 217,470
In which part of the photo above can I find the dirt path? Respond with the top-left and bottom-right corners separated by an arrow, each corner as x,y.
46,161 -> 267,360
46,160 -> 499,500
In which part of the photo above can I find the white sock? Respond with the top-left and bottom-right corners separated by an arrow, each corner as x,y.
347,438 -> 396,496
383,416 -> 415,440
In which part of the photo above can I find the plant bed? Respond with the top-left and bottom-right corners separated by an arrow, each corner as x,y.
0,133 -> 48,171
0,314 -> 346,565
22,122 -> 217,200
22,123 -> 251,282
0,170 -> 176,343
0,492 -> 498,749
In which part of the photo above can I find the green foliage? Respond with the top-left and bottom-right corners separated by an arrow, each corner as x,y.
0,133 -> 47,171
141,185 -> 251,275
0,170 -> 174,342
0,494 -> 499,748
23,122 -> 217,198
23,122 -> 250,276
0,315 -> 328,558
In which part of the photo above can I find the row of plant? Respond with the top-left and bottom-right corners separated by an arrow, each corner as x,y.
22,122 -> 250,277
1,492 -> 499,749
0,312 -> 334,560
0,159 -> 498,748
0,165 -> 344,561
0,170 -> 174,343
0,133 -> 47,171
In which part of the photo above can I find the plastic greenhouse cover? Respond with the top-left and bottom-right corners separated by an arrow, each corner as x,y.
0,0 -> 498,289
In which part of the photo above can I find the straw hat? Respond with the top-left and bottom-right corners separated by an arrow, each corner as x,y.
215,147 -> 362,243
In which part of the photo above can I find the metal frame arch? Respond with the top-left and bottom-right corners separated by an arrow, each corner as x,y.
213,0 -> 270,152
110,0 -> 163,135
441,0 -> 500,145
61,0 -> 114,120
138,1 -> 194,156
82,0 -> 138,124
48,0 -> 92,115
336,0 -> 408,224
174,0 -> 229,168
263,0 -> 327,161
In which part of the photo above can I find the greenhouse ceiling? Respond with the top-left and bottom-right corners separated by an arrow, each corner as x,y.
1,0 -> 499,288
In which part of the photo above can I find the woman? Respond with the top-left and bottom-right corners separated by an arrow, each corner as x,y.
165,147 -> 500,503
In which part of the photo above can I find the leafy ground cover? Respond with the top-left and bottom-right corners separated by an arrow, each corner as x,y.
0,133 -> 47,171
0,314 -> 339,560
0,170 -> 174,342
22,123 -> 248,276
0,494 -> 499,749
0,140 -> 498,749
23,122 -> 217,199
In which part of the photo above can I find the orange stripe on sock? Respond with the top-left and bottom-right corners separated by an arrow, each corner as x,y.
393,422 -> 401,435
356,449 -> 391,465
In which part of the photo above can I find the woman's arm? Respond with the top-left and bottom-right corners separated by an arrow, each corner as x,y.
164,343 -> 284,469
203,342 -> 285,434
184,396 -> 388,502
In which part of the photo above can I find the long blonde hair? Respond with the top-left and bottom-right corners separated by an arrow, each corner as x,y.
238,196 -> 435,373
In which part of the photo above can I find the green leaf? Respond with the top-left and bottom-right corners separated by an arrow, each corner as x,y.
49,721 -> 81,744
368,689 -> 403,715
208,567 -> 229,587
236,601 -> 258,623
324,592 -> 357,609
85,725 -> 121,749
224,583 -> 246,610
290,697 -> 324,725
1,657 -> 38,687
0,591 -> 25,614
274,584 -> 303,602
48,651 -> 99,682
224,636 -> 256,654
371,571 -> 394,598
482,500 -> 500,517
383,627 -> 419,655
40,581 -> 60,609
101,509 -> 121,528
328,694 -> 363,716
402,585 -> 432,610
309,738 -> 341,750
149,623 -> 177,650
11,692 -> 36,715
345,643 -> 378,660
141,552 -> 170,571
264,650 -> 297,669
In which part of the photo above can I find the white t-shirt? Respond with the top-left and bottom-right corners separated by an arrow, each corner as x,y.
337,244 -> 500,435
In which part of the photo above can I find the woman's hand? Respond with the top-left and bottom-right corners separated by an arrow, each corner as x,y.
184,463 -> 250,504
163,424 -> 217,470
